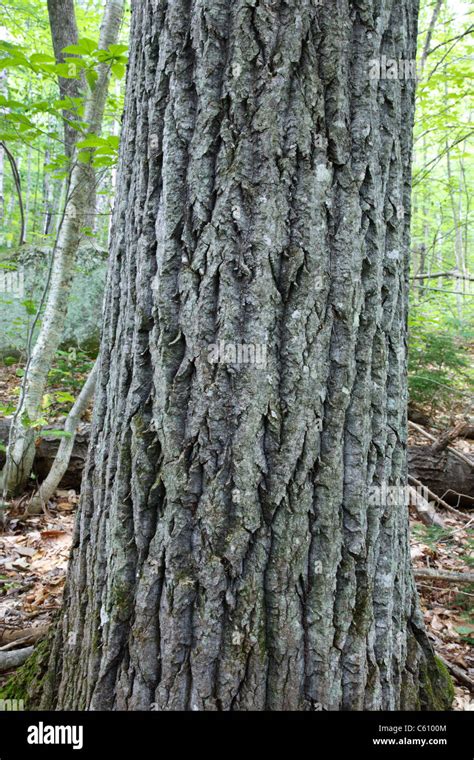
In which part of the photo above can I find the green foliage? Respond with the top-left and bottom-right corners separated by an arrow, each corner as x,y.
409,0 -> 473,413
0,1 -> 129,250
412,523 -> 455,548
408,312 -> 473,406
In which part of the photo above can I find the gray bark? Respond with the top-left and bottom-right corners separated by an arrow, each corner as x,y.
47,0 -> 81,159
41,0 -> 451,711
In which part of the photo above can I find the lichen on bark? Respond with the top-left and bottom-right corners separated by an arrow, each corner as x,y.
30,0 -> 453,711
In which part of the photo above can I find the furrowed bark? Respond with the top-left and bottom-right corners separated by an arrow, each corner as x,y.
40,0 -> 452,711
2,0 -> 124,496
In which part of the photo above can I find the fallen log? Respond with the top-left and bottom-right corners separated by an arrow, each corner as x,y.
408,445 -> 474,508
0,645 -> 34,673
409,421 -> 474,469
0,419 -> 90,491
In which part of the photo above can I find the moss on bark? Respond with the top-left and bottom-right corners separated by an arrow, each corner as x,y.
0,639 -> 51,710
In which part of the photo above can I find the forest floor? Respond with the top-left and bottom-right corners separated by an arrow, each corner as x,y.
0,364 -> 473,710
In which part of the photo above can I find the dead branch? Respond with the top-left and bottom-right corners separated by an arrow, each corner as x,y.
408,475 -> 470,521
414,568 -> 474,584
0,624 -> 49,650
408,485 -> 445,528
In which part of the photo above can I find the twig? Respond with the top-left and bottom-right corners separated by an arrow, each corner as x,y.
408,485 -> 445,528
408,475 -> 470,521
417,583 -> 474,598
412,271 -> 474,282
414,568 -> 474,584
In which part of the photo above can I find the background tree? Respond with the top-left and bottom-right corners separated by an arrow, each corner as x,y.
1,0 -> 125,495
409,0 -> 473,410
38,0 -> 454,710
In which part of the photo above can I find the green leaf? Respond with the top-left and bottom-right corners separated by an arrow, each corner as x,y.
30,53 -> 56,64
62,38 -> 98,56
76,135 -> 107,149
54,62 -> 82,79
56,392 -> 76,403
85,69 -> 98,90
21,299 -> 37,315
108,44 -> 129,56
111,62 -> 126,79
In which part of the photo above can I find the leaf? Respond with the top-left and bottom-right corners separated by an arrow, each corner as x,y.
108,44 -> 129,56
29,53 -> 56,64
111,62 -> 126,79
53,62 -> 82,79
40,430 -> 73,439
56,392 -> 75,403
21,299 -> 37,315
76,135 -> 107,149
40,530 -> 68,540
64,37 -> 98,56
85,69 -> 98,90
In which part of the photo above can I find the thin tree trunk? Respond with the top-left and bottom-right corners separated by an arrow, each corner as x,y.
40,0 -> 452,711
47,0 -> 98,227
46,0 -> 81,161
2,0 -> 124,496
27,362 -> 97,514
419,0 -> 443,75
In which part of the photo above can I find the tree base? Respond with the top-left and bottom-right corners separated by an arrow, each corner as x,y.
3,628 -> 453,712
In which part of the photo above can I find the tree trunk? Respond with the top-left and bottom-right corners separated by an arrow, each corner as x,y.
40,0 -> 452,711
47,0 -> 82,160
3,421 -> 471,506
47,0 -> 98,227
28,362 -> 97,513
1,0 -> 124,496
